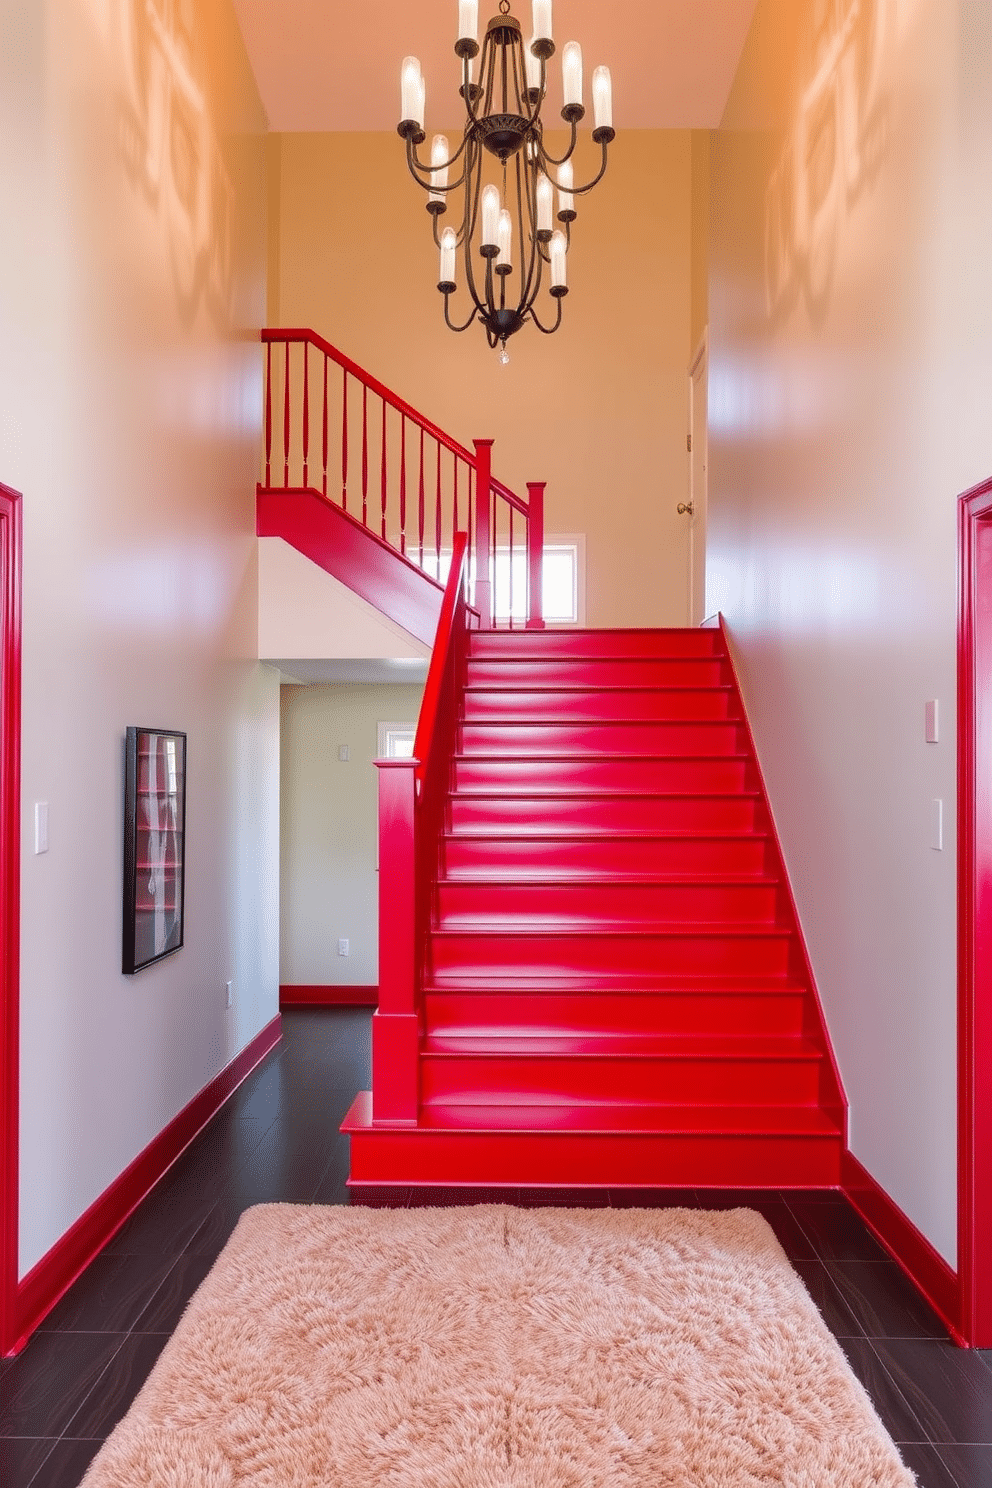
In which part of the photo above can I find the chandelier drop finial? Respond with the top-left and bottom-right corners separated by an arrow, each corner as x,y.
398,1 -> 614,351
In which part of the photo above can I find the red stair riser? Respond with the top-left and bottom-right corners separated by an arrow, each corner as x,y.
441,835 -> 773,878
452,757 -> 754,794
458,721 -> 745,756
420,1055 -> 823,1106
466,658 -> 729,688
427,931 -> 794,979
434,879 -> 782,926
447,794 -> 767,835
424,991 -> 809,1037
461,688 -> 741,722
347,1130 -> 842,1188
469,629 -> 725,658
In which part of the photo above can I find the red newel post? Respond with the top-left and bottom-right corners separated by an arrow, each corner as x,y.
526,480 -> 546,630
473,438 -> 494,628
372,759 -> 420,1125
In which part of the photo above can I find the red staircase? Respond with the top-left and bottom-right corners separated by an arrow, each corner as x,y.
343,604 -> 846,1190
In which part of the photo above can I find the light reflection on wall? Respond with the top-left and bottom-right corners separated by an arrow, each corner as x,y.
82,0 -> 237,325
765,0 -> 894,324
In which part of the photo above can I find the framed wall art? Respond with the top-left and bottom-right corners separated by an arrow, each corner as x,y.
123,727 -> 186,975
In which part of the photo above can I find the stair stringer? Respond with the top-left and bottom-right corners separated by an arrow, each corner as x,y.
256,485 -> 443,647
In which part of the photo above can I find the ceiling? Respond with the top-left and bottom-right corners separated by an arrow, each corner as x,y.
232,0 -> 759,133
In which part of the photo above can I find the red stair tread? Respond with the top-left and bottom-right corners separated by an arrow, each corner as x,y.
423,1032 -> 824,1060
342,1093 -> 841,1138
430,922 -> 793,937
442,870 -> 775,883
423,975 -> 810,994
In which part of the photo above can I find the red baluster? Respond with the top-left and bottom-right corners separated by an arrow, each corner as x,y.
400,416 -> 407,556
473,439 -> 494,629
302,343 -> 310,489
453,455 -> 459,533
508,507 -> 514,630
341,372 -> 349,511
381,401 -> 388,540
322,355 -> 328,497
418,428 -> 425,568
264,340 -> 272,486
362,385 -> 369,527
435,442 -> 442,575
526,481 -> 546,630
283,341 -> 291,487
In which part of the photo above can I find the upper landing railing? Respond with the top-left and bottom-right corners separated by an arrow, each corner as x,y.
260,329 -> 545,630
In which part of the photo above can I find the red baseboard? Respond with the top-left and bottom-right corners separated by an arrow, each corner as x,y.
5,1015 -> 281,1356
280,985 -> 378,1007
841,1149 -> 964,1345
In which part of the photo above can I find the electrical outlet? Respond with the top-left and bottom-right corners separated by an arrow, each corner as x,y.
225,980 -> 234,1008
337,938 -> 349,957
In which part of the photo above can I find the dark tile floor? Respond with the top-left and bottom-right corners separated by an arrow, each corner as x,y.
1,1008 -> 989,1487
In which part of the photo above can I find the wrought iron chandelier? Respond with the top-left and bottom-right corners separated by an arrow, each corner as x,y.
398,0 -> 614,359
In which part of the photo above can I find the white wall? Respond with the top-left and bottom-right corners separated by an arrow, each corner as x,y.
1,0 -> 279,1276
707,0 -> 992,1264
280,683 -> 424,987
257,536 -> 430,661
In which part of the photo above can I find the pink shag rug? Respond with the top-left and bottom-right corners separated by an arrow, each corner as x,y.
81,1203 -> 917,1487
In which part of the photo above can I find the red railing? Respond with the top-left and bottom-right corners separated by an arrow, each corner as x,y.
261,329 -> 544,630
372,533 -> 475,1124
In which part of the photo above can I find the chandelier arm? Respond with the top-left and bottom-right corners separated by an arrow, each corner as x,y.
442,293 -> 479,334
515,154 -> 539,313
529,296 -> 564,335
461,145 -> 487,313
536,121 -> 580,170
567,138 -> 613,197
406,131 -> 472,182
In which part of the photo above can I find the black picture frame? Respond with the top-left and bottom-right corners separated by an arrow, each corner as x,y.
123,727 -> 187,975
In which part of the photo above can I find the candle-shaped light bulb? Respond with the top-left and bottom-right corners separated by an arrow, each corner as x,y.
557,158 -> 574,216
401,56 -> 424,126
429,134 -> 449,203
536,173 -> 553,234
458,0 -> 478,45
525,39 -> 541,93
562,41 -> 582,108
497,209 -> 513,268
481,184 -> 501,248
533,0 -> 552,43
550,230 -> 567,290
439,227 -> 457,286
592,66 -> 612,130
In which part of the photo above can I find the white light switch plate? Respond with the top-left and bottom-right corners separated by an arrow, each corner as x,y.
931,798 -> 943,851
34,802 -> 49,854
925,700 -> 939,743
338,744 -> 349,762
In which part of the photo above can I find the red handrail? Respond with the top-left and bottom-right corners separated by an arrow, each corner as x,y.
259,328 -> 545,630
413,531 -> 469,795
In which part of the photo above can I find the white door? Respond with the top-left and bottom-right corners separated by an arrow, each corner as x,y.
687,333 -> 709,626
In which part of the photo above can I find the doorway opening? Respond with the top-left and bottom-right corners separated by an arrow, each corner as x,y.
688,334 -> 708,626
0,482 -> 22,1356
957,475 -> 992,1347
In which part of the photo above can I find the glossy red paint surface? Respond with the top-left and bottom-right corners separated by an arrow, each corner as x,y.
5,1017 -> 281,1357
0,483 -> 22,1358
345,625 -> 847,1190
259,331 -> 545,629
957,479 -> 992,1347
841,1148 -> 963,1347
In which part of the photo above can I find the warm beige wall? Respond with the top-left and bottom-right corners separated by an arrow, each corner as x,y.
707,0 -> 992,1264
0,0 -> 278,1275
280,683 -> 425,987
690,130 -> 711,354
273,129 -> 694,628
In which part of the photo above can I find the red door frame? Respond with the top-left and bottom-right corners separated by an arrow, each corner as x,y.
0,482 -> 22,1357
958,477 -> 992,1348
